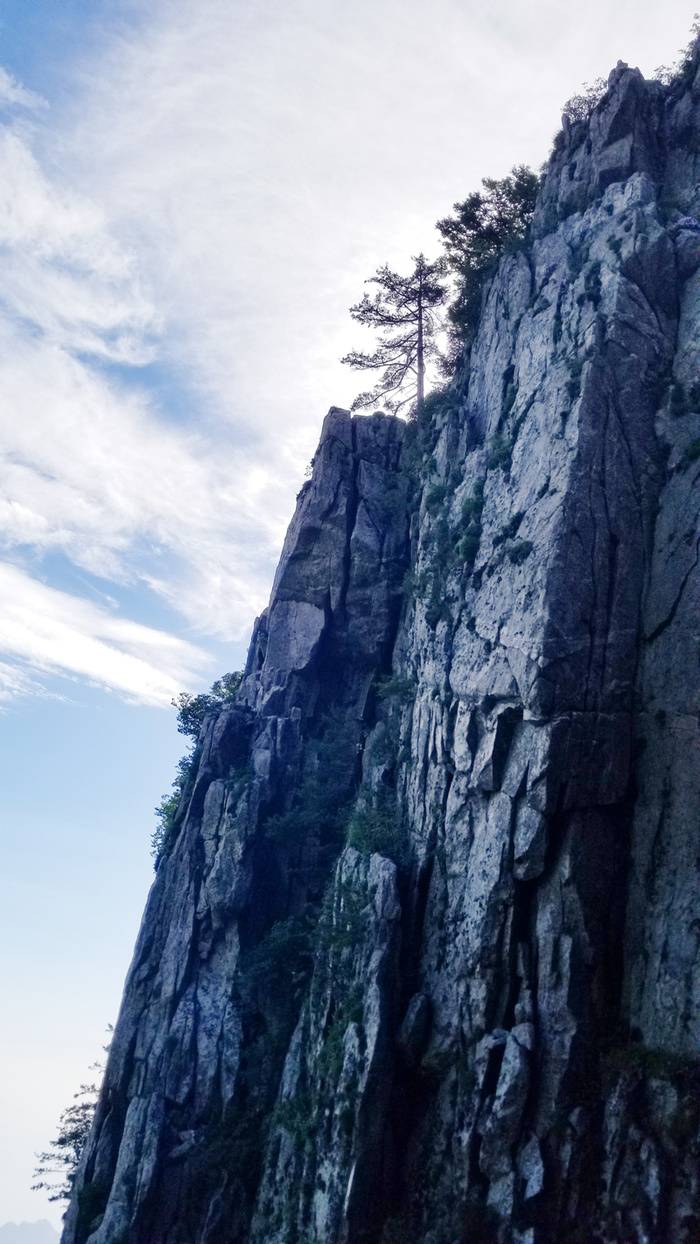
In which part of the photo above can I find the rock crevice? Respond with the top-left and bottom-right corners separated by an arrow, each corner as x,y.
64,59 -> 700,1244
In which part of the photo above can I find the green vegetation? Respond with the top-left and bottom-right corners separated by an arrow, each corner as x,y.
151,671 -> 244,867
151,751 -> 198,863
508,539 -> 534,564
436,165 -> 539,343
565,355 -> 585,406
317,987 -> 364,1083
239,915 -> 315,1054
575,260 -> 601,309
33,1031 -> 111,1207
376,673 -> 417,705
653,16 -> 700,86
487,430 -> 514,474
172,670 -> 243,738
33,1083 -> 100,1204
561,77 -> 607,123
455,479 -> 485,566
263,711 -> 356,856
605,1043 -> 700,1080
493,511 -> 524,546
347,785 -> 407,866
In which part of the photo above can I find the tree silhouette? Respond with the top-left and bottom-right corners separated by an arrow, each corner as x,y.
341,253 -> 448,415
33,1032 -> 112,1205
436,166 -> 538,340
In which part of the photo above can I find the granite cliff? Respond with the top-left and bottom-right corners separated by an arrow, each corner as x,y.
63,58 -> 700,1244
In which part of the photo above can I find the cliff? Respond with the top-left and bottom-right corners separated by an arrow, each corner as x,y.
63,59 -> 700,1244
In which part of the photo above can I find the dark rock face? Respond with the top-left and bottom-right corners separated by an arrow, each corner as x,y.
64,61 -> 700,1244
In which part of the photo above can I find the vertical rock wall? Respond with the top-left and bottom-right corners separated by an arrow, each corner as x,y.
64,58 -> 700,1244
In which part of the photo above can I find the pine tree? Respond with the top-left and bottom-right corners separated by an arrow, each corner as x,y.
341,253 -> 448,415
32,1035 -> 111,1205
436,166 -> 538,341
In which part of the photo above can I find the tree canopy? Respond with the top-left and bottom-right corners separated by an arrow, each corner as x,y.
341,253 -> 448,415
173,670 -> 243,738
436,165 -> 539,340
33,1036 -> 111,1205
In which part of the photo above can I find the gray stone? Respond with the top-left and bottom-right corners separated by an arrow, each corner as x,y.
63,58 -> 700,1244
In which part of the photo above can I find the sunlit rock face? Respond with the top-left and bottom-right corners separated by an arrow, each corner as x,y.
64,59 -> 700,1244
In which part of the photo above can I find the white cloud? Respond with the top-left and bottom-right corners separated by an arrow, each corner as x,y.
0,0 -> 695,703
0,65 -> 46,112
0,315 -> 279,635
0,658 -> 57,703
0,562 -> 209,705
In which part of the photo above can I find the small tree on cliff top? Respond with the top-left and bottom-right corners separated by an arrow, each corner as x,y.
33,1033 -> 111,1206
341,253 -> 448,415
436,165 -> 538,340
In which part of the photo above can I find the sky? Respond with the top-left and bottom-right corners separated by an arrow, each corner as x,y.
0,0 -> 697,1231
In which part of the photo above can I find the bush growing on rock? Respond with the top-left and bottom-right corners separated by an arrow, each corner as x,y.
436,165 -> 539,342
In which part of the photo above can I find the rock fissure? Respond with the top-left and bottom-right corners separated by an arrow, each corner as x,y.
62,58 -> 700,1244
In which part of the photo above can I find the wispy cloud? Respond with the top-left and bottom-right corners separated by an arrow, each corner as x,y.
0,65 -> 46,112
0,562 -> 209,705
0,0 -> 695,709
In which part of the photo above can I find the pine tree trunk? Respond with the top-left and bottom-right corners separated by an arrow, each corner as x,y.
417,274 -> 424,411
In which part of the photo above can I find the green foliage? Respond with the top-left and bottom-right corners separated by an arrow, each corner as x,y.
33,1089 -> 98,1204
401,566 -> 429,600
565,355 -> 585,405
33,1036 -> 111,1206
653,16 -> 700,85
487,431 -> 513,474
151,751 -> 197,865
152,670 -> 244,867
606,235 -> 623,258
493,511 -> 524,547
263,712 -> 356,854
436,165 -> 539,341
376,674 -> 417,705
272,1095 -> 317,1144
425,481 -> 449,512
239,916 -> 314,1031
508,539 -> 534,564
173,670 -> 243,738
460,478 -> 484,523
576,260 -> 601,308
317,987 -> 364,1083
456,530 -> 481,563
455,479 -> 485,567
561,77 -> 607,123
347,786 -> 407,866
341,253 -> 449,414
569,241 -> 590,281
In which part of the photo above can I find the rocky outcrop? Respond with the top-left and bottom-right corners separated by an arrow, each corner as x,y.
64,56 -> 700,1244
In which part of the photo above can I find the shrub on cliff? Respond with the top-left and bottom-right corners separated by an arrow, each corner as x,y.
151,670 -> 244,865
436,165 -> 539,342
33,1034 -> 111,1206
561,77 -> 607,123
173,670 -> 243,737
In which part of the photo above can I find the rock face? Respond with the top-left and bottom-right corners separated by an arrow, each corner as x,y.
64,60 -> 700,1244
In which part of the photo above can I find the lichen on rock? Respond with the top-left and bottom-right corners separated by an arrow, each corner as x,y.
63,55 -> 700,1244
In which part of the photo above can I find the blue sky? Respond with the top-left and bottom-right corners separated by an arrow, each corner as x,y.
0,0 -> 697,1230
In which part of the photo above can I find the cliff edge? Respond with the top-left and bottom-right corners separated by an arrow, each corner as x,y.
63,59 -> 700,1244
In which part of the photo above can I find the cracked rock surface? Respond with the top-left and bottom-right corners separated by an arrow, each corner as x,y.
64,58 -> 700,1244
